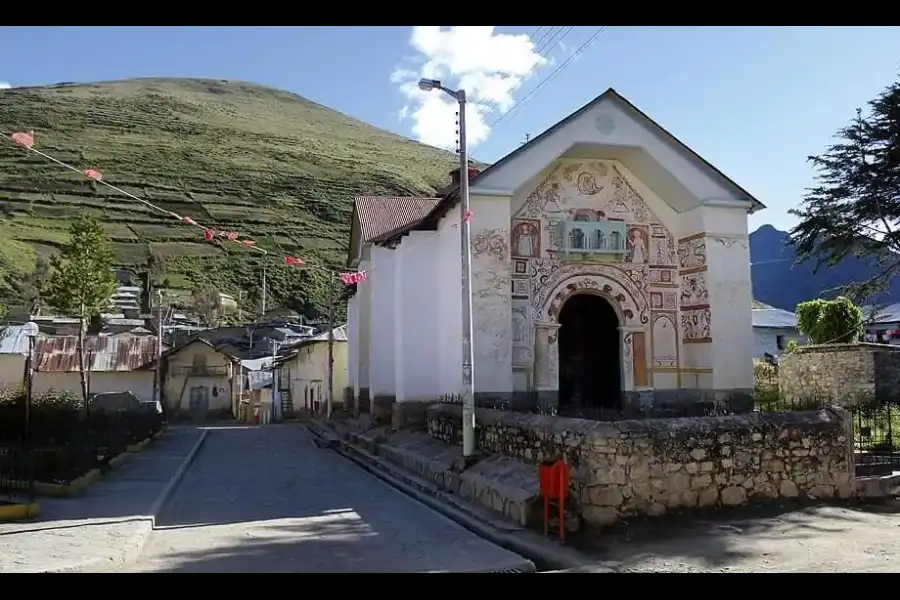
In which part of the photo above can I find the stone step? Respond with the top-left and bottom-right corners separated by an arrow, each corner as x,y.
379,432 -> 541,527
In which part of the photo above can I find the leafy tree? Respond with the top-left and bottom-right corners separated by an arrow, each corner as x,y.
191,286 -> 221,327
43,215 -> 117,407
789,76 -> 900,300
0,302 -> 6,324
795,297 -> 865,345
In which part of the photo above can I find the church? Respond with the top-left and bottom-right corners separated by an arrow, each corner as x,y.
345,88 -> 765,422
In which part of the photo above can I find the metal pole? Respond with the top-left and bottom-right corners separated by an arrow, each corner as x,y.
25,335 -> 34,502
457,89 -> 476,458
326,277 -> 336,420
155,291 -> 163,408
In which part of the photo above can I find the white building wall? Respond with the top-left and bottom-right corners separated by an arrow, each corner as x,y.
398,231 -> 441,401
369,246 -> 396,399
347,293 -> 359,393
753,327 -> 807,358
468,195 -> 513,394
356,258 -> 372,399
436,215 -> 463,395
695,205 -> 755,391
34,370 -> 156,403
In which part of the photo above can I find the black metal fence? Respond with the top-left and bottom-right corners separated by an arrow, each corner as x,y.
0,393 -> 164,506
848,400 -> 900,477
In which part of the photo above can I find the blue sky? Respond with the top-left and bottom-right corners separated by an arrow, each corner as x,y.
1,26 -> 898,233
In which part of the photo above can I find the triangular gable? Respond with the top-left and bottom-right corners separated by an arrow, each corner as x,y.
471,88 -> 765,213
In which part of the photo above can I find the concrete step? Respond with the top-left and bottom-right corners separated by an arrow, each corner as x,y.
379,432 -> 541,527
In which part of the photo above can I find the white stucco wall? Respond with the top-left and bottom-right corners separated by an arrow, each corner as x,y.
347,293 -> 359,393
753,327 -> 807,358
33,370 -> 156,402
356,257 -> 372,397
0,354 -> 25,391
436,214 -> 463,395
396,231 -> 441,401
468,196 -> 514,394
369,246 -> 396,398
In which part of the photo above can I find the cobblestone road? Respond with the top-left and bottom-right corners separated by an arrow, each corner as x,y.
130,425 -> 533,573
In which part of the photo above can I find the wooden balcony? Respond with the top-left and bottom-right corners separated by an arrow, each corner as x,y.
561,220 -> 627,256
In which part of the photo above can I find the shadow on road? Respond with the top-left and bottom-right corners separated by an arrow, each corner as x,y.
572,501 -> 900,572
136,426 -> 532,573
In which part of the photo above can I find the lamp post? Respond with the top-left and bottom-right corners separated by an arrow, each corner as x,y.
22,321 -> 39,500
418,78 -> 476,458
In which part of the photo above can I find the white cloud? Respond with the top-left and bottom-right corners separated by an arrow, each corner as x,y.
392,26 -> 547,150
0,82 -> 11,90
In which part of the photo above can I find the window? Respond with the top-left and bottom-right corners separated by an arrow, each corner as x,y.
776,335 -> 785,350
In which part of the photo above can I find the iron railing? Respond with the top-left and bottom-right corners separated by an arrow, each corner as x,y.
0,403 -> 164,505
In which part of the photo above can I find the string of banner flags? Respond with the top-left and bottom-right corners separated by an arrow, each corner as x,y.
4,130 -> 397,286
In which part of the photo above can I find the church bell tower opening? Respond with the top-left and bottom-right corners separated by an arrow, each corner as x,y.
558,294 -> 622,412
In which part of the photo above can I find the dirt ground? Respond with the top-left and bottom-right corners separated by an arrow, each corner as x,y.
572,502 -> 900,572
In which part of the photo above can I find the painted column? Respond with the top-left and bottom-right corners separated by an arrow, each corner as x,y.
533,322 -> 560,412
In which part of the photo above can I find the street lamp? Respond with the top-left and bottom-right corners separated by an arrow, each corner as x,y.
418,78 -> 477,458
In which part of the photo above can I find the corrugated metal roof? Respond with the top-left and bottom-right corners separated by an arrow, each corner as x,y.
0,326 -> 31,355
34,335 -> 158,372
862,303 -> 900,325
353,196 -> 440,244
752,308 -> 798,329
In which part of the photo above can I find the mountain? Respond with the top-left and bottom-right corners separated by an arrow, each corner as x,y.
0,78 -> 459,317
749,224 -> 900,312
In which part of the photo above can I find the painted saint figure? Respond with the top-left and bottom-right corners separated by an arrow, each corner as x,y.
517,223 -> 536,257
628,229 -> 646,263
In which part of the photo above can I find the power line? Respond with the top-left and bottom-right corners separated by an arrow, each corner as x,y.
489,26 -> 609,130
479,26 -> 574,124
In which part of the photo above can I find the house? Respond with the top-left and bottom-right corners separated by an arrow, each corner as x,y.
752,306 -> 806,357
0,325 -> 30,390
32,334 -> 159,401
862,303 -> 900,344
161,339 -> 240,420
276,325 -> 348,417
346,87 -> 765,421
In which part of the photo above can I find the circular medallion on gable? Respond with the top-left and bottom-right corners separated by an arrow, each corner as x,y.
594,114 -> 615,135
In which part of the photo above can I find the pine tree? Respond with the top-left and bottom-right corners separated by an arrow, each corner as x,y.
790,76 -> 900,300
43,215 -> 117,408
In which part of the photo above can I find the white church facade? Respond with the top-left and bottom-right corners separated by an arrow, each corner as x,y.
345,88 -> 765,423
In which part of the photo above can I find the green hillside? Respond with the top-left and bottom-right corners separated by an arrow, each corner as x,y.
0,77 -> 458,317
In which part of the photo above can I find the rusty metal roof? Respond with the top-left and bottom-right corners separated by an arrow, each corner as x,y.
353,196 -> 440,244
34,335 -> 159,372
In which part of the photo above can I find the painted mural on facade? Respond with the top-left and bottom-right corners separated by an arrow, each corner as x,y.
508,158 -> 688,391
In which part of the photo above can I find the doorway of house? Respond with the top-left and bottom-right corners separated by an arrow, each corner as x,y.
558,293 -> 622,412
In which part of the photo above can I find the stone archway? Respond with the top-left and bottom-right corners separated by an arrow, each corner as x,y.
557,292 -> 623,411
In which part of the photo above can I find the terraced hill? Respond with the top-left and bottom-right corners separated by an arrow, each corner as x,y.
0,77 -> 459,317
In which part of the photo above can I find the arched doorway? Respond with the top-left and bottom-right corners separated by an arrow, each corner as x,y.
558,293 -> 622,411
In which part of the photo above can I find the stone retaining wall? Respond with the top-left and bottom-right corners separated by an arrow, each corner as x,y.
426,404 -> 855,527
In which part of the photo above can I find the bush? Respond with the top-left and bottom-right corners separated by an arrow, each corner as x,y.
796,296 -> 864,345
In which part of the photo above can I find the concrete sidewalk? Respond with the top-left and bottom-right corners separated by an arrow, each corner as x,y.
0,426 -> 207,573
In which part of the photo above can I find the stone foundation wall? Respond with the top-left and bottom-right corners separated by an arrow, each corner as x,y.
472,389 -> 754,419
778,343 -> 900,405
426,404 -> 854,526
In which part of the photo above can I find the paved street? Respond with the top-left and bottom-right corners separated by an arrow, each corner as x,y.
129,424 -> 533,573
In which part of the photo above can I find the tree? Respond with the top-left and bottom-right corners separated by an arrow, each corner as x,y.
43,215 -> 117,407
0,302 -> 6,324
795,297 -> 864,345
789,76 -> 900,300
191,286 -> 220,327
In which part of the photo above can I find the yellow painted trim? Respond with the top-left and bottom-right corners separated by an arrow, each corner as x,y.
0,503 -> 40,522
651,367 -> 713,374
